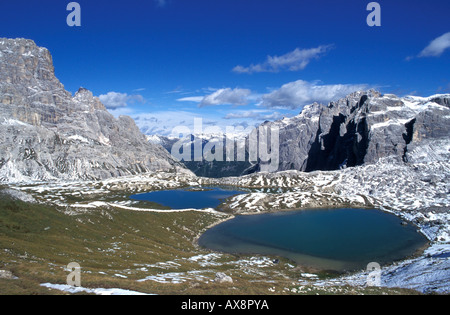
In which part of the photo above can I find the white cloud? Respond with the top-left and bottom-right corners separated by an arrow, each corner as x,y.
98,92 -> 144,109
132,111 -> 226,136
233,45 -> 333,74
260,80 -> 368,110
133,111 -> 194,136
176,96 -> 205,103
418,32 -> 450,57
224,110 -> 285,121
178,88 -> 252,107
200,88 -> 251,107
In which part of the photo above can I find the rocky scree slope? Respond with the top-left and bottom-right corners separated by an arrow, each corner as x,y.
0,38 -> 187,183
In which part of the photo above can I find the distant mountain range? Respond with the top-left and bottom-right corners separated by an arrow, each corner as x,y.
150,90 -> 450,177
1,38 -> 449,183
147,133 -> 254,178
0,38 -> 188,183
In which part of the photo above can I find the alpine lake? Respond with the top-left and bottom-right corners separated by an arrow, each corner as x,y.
131,187 -> 428,272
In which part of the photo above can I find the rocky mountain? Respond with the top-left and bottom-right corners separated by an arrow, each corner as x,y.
0,38 -> 187,183
149,90 -> 450,177
252,90 -> 450,173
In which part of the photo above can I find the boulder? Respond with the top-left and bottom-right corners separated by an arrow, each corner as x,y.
214,272 -> 233,284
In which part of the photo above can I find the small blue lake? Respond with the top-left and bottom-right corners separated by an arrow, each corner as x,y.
198,208 -> 428,272
130,187 -> 247,209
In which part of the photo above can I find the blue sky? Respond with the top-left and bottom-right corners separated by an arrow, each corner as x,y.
1,0 -> 449,135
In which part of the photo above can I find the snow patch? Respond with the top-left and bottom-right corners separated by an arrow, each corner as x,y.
68,135 -> 90,144
40,283 -> 152,295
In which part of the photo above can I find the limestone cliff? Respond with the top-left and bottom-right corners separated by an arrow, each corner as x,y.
0,38 -> 188,183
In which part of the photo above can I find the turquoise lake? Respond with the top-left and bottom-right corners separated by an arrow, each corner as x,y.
130,188 -> 428,272
198,208 -> 428,272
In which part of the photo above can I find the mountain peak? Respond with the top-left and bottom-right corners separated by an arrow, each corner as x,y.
76,87 -> 91,95
0,38 -> 187,183
73,87 -> 106,111
250,90 -> 450,173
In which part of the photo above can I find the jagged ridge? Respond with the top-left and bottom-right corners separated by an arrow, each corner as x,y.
256,90 -> 450,173
0,38 -> 188,183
